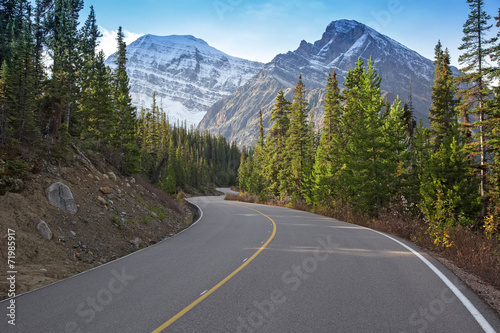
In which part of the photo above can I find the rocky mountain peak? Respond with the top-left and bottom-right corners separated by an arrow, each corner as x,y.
105,34 -> 263,126
199,19 -> 443,147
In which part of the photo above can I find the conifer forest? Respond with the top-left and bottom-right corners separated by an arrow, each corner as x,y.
1,0 -> 500,246
237,1 -> 500,245
0,0 -> 240,193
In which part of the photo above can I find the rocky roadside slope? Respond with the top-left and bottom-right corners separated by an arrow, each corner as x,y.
0,146 -> 195,300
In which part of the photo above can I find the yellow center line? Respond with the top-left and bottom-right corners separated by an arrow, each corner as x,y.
151,203 -> 277,333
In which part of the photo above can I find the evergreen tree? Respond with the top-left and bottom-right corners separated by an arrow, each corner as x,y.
382,98 -> 411,206
78,50 -> 114,143
0,0 -> 39,143
420,37 -> 483,243
257,108 -> 264,147
430,42 -> 459,148
46,0 -> 84,134
313,71 -> 343,204
285,74 -> 311,198
262,90 -> 290,197
340,58 -> 386,215
112,26 -> 139,173
457,0 -> 495,199
419,134 -> 482,245
484,10 -> 500,235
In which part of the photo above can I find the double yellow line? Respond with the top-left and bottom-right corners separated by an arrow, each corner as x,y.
151,204 -> 277,332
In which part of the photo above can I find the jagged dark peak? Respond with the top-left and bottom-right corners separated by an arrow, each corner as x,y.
325,19 -> 368,34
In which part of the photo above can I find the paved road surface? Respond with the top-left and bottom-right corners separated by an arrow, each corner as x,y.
2,190 -> 500,332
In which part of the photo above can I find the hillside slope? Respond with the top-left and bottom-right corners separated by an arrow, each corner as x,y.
0,145 -> 194,299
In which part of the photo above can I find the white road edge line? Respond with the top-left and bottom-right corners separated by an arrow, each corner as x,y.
370,229 -> 496,333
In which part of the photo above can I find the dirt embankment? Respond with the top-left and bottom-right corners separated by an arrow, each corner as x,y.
0,148 -> 194,300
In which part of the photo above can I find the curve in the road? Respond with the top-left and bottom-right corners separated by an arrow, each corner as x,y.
151,203 -> 277,333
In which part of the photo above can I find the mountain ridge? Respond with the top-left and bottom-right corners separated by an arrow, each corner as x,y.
198,19 -> 453,147
105,34 -> 263,126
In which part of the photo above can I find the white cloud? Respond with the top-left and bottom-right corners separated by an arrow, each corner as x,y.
98,26 -> 144,59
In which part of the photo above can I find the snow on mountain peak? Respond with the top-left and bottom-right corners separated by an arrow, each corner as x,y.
105,34 -> 263,127
325,19 -> 363,34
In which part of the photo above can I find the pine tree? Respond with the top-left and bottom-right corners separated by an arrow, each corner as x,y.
420,36 -> 483,242
430,42 -> 459,148
79,50 -> 114,143
313,71 -> 343,204
0,0 -> 39,143
484,10 -> 500,235
262,90 -> 290,197
457,0 -> 495,199
257,108 -> 264,147
112,26 -> 139,173
340,58 -> 386,215
382,98 -> 411,206
285,74 -> 310,198
419,134 -> 482,245
46,0 -> 84,134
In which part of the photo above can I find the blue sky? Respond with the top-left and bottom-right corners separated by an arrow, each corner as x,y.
82,0 -> 499,68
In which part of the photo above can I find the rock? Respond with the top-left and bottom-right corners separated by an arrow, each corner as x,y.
131,237 -> 141,250
129,177 -> 136,184
36,220 -> 53,240
0,159 -> 5,174
96,195 -> 107,205
108,172 -> 117,181
45,182 -> 78,214
99,187 -> 112,194
102,174 -> 109,180
11,178 -> 23,192
70,230 -> 76,236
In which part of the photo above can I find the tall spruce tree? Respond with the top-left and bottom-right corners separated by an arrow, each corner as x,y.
340,58 -> 386,215
313,71 -> 343,204
457,0 -> 495,199
420,41 -> 482,244
112,26 -> 139,173
285,74 -> 311,198
263,90 -> 290,197
430,42 -> 459,148
46,0 -> 84,135
78,50 -> 114,143
0,0 -> 39,143
484,10 -> 500,235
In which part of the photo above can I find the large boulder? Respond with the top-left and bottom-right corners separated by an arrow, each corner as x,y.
45,182 -> 77,214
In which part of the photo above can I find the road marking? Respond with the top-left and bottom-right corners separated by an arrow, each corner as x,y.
151,203 -> 277,333
370,229 -> 496,333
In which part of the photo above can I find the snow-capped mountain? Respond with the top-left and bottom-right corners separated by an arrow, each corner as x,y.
105,34 -> 263,126
199,19 -> 449,147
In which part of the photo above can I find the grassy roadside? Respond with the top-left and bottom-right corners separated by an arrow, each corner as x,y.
225,192 -> 500,301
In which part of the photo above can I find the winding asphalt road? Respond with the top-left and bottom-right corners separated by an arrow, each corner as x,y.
2,189 -> 500,332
